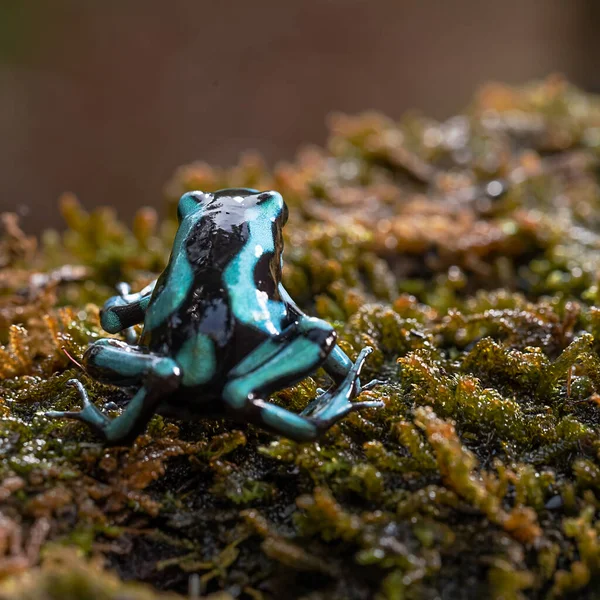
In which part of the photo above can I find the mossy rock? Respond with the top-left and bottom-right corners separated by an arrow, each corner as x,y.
2,76 -> 600,598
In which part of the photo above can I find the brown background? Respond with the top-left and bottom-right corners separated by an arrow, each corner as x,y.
1,0 -> 599,232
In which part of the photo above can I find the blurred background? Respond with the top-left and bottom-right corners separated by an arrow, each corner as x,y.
1,0 -> 599,232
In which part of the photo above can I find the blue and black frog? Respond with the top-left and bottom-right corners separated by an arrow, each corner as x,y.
47,189 -> 383,444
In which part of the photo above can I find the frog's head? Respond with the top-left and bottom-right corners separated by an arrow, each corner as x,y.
178,188 -> 288,227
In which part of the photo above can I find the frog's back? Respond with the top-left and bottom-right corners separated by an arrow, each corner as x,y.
141,209 -> 243,347
140,204 -> 287,379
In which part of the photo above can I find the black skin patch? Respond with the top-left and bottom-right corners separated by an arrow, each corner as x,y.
101,302 -> 146,331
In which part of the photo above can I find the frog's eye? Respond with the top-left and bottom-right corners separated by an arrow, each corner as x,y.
177,191 -> 207,222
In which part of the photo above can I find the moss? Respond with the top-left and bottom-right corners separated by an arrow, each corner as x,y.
2,76 -> 600,597
0,548 -> 184,599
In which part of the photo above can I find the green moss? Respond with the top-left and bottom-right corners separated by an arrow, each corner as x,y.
2,76 -> 600,597
0,548 -> 183,599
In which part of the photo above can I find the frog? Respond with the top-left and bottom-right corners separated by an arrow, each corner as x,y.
46,188 -> 383,445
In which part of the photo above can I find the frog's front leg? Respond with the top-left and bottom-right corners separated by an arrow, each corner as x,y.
46,338 -> 180,445
223,319 -> 382,442
100,279 -> 157,334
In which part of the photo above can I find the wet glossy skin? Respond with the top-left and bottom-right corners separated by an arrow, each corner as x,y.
47,188 -> 382,445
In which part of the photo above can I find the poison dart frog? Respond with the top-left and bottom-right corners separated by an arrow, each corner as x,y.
47,189 -> 383,444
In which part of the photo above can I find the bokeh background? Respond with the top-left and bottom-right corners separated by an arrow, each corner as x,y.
1,0 -> 599,231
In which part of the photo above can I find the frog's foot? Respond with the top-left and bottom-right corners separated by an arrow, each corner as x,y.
45,379 -> 110,439
300,347 -> 384,424
48,344 -> 181,445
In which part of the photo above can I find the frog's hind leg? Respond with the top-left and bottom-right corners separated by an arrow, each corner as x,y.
222,321 -> 381,442
46,339 -> 180,445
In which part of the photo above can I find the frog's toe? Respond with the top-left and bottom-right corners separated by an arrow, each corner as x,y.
66,378 -> 90,399
361,378 -> 385,392
300,386 -> 333,416
45,402 -> 106,421
351,399 -> 385,410
115,281 -> 132,297
352,346 -> 373,374
300,393 -> 331,418
45,409 -> 83,420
